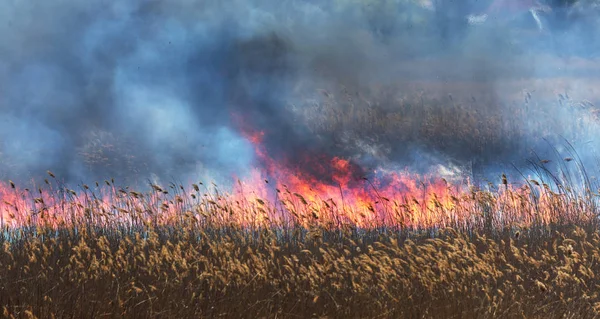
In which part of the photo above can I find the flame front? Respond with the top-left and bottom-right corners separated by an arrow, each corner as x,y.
0,116 -> 594,230
232,115 -> 461,228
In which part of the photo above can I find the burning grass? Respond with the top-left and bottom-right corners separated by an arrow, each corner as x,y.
1,172 -> 600,318
2,74 -> 600,318
4,1 -> 600,317
2,82 -> 600,317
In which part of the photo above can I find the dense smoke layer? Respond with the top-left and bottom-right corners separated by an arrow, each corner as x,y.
1,0 -> 600,188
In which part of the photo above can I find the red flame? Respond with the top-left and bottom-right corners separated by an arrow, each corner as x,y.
0,113 -> 589,230
231,111 -> 463,228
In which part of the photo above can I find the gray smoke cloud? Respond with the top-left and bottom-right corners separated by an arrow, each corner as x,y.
1,0 -> 600,188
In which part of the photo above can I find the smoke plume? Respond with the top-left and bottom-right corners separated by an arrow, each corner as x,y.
1,0 -> 600,188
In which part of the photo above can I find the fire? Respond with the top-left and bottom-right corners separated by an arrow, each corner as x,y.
0,172 -> 592,230
0,179 -> 187,228
228,111 -> 596,229
232,112 -> 465,228
0,114 -> 592,230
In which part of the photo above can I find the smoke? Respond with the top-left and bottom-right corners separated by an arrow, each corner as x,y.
1,0 -> 600,188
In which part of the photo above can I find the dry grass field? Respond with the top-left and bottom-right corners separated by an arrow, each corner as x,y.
3,62 -> 600,318
1,161 -> 600,318
5,0 -> 600,317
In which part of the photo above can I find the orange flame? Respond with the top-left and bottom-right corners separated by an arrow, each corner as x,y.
0,115 -> 593,230
231,111 -> 466,228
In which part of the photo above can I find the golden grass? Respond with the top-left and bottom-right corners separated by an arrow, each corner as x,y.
2,75 -> 600,318
1,176 -> 600,318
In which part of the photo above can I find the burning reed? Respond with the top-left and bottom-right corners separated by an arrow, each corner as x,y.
0,173 -> 599,318
0,169 -> 598,231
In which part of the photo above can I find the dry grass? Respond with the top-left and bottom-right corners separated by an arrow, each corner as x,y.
1,174 -> 600,318
3,2 -> 600,317
3,77 -> 600,317
3,69 -> 600,318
